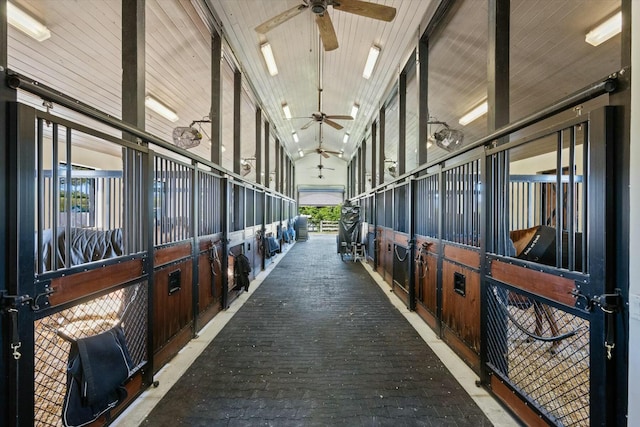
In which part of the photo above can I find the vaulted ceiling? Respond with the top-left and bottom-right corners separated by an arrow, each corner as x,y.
6,0 -> 622,189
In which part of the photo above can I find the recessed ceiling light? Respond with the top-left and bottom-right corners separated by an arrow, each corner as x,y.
292,131 -> 299,143
585,11 -> 622,47
145,95 -> 179,122
7,3 -> 51,42
350,104 -> 359,119
343,133 -> 350,144
260,42 -> 279,76
362,46 -> 380,79
283,103 -> 292,120
458,101 -> 488,126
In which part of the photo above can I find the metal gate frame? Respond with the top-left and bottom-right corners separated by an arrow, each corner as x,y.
480,106 -> 626,426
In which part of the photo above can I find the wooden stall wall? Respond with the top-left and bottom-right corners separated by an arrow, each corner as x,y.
414,237 -> 439,330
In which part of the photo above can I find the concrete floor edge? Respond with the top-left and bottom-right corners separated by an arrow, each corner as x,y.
114,240 -> 517,426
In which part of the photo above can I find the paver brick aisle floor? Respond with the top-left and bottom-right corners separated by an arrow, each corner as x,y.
142,234 -> 492,426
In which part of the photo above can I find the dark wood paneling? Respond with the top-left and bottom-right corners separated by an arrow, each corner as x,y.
153,325 -> 193,373
198,233 -> 223,252
490,260 -> 576,307
153,260 -> 194,353
198,253 -> 220,315
442,327 -> 480,374
154,242 -> 192,266
393,284 -> 409,307
393,231 -> 409,246
491,376 -> 549,427
443,244 -> 480,269
49,259 -> 144,307
415,303 -> 437,331
441,261 -> 481,355
415,253 -> 437,313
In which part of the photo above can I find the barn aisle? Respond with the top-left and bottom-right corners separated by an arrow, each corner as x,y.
129,235 -> 509,426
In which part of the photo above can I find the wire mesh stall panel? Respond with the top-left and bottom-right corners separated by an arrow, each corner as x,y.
414,173 -> 440,319
35,282 -> 149,427
30,109 -> 150,426
485,120 -> 591,426
440,159 -> 482,370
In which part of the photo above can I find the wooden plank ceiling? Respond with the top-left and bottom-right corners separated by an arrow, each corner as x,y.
6,0 -> 622,186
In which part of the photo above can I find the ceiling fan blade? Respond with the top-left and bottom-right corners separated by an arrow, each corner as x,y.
325,115 -> 353,120
324,119 -> 344,130
320,151 -> 330,159
301,120 -> 315,130
324,149 -> 342,155
255,4 -> 308,34
333,0 -> 396,22
315,14 -> 339,51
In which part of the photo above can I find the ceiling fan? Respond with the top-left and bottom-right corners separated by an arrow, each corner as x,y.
255,0 -> 396,51
314,156 -> 335,179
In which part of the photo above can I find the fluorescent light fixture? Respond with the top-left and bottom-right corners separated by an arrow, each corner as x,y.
283,104 -> 292,120
458,101 -> 488,126
362,45 -> 380,79
350,103 -> 359,119
7,3 -> 51,42
292,131 -> 299,143
260,42 -> 279,76
343,133 -> 350,144
222,145 -> 226,152
298,149 -> 304,158
585,11 -> 622,46
145,95 -> 179,122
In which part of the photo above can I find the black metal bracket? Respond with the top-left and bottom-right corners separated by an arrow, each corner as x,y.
572,288 -> 623,313
0,290 -> 33,312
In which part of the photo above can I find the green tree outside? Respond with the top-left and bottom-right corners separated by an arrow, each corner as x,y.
299,205 -> 341,226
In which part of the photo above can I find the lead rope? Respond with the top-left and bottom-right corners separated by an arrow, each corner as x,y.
209,240 -> 222,298
415,242 -> 430,279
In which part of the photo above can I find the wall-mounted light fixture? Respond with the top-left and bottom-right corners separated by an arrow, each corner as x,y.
260,42 -> 279,76
362,45 -> 380,79
7,3 -> 51,42
458,101 -> 487,126
298,149 -> 304,158
585,11 -> 622,46
282,103 -> 292,120
145,95 -> 179,122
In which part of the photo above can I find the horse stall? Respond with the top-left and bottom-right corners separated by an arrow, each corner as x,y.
390,181 -> 411,307
414,170 -> 440,331
19,105 -> 152,426
196,168 -> 225,329
438,155 -> 483,371
375,188 -> 394,285
5,81 -> 296,423
483,109 -> 615,426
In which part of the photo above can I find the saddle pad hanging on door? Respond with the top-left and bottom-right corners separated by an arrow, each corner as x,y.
62,325 -> 133,427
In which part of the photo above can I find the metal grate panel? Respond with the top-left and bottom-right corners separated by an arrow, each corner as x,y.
487,282 -> 589,426
34,283 -> 148,426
